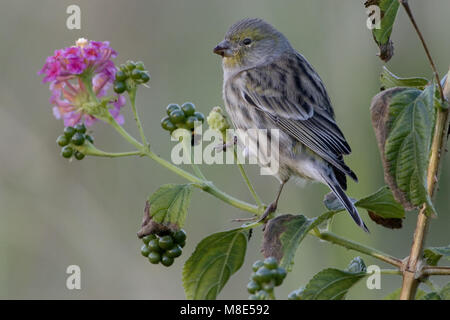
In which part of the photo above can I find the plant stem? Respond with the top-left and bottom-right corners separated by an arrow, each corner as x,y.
400,69 -> 450,299
423,266 -> 450,276
398,0 -> 449,300
311,230 -> 403,268
234,148 -> 263,207
129,87 -> 149,150
399,0 -> 446,102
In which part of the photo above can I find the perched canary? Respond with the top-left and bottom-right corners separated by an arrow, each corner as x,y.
214,18 -> 368,232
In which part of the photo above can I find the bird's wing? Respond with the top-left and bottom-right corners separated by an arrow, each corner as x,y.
239,53 -> 356,180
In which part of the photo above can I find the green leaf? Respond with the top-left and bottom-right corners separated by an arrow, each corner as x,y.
147,183 -> 193,229
440,282 -> 450,300
365,0 -> 400,62
262,212 -> 335,270
371,85 -> 436,214
301,257 -> 367,300
380,67 -> 429,90
423,245 -> 450,266
421,292 -> 442,300
183,228 -> 248,300
356,186 -> 405,219
385,84 -> 436,214
324,186 -> 405,228
384,287 -> 427,300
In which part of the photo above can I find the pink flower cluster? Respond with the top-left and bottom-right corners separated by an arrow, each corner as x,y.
39,39 -> 125,127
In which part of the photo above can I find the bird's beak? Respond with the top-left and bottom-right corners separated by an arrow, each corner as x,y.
213,40 -> 233,57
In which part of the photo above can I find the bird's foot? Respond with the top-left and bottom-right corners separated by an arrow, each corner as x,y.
256,202 -> 277,223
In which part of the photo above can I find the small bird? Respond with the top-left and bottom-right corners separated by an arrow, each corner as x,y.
213,18 -> 368,232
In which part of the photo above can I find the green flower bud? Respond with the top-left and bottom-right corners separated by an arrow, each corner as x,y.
207,106 -> 230,134
85,135 -> 94,144
193,111 -> 205,123
254,267 -> 272,283
185,116 -> 197,130
125,60 -> 136,71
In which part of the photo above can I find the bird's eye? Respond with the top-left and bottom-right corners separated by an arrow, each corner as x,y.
242,38 -> 252,45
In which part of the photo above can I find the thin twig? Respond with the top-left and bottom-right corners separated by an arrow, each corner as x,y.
310,230 -> 403,268
423,266 -> 450,276
399,0 -> 446,102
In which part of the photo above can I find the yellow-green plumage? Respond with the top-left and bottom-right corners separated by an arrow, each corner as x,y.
214,18 -> 368,232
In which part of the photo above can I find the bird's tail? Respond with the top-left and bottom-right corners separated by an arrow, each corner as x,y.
322,173 -> 369,233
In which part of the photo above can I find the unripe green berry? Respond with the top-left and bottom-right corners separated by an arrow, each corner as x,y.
161,116 -> 176,132
135,61 -> 145,71
56,135 -> 69,147
252,260 -> 264,272
125,60 -> 136,71
116,70 -> 127,81
247,281 -> 260,294
173,230 -> 187,243
61,146 -> 73,158
166,104 -> 181,116
139,72 -> 150,83
194,111 -> 205,123
63,126 -> 76,139
161,254 -> 174,267
148,251 -> 161,264
169,109 -> 185,124
166,245 -> 182,258
74,123 -> 86,134
185,116 -> 197,130
178,239 -> 186,248
148,239 -> 161,252
85,135 -> 94,144
256,290 -> 269,300
71,132 -> 85,146
142,234 -> 156,245
263,257 -> 278,270
119,64 -> 127,73
74,151 -> 85,160
158,235 -> 174,250
273,267 -> 287,286
114,81 -> 126,94
131,69 -> 142,80
141,244 -> 151,257
181,102 -> 196,116
254,267 -> 272,283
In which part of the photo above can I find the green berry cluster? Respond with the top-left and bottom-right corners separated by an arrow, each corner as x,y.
56,123 -> 93,160
247,257 -> 287,300
140,229 -> 186,267
161,103 -> 205,134
287,287 -> 305,300
113,60 -> 150,94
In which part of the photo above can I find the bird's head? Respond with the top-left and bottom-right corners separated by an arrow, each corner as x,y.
214,18 -> 291,73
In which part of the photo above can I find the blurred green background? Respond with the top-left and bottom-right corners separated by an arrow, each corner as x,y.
0,0 -> 449,299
